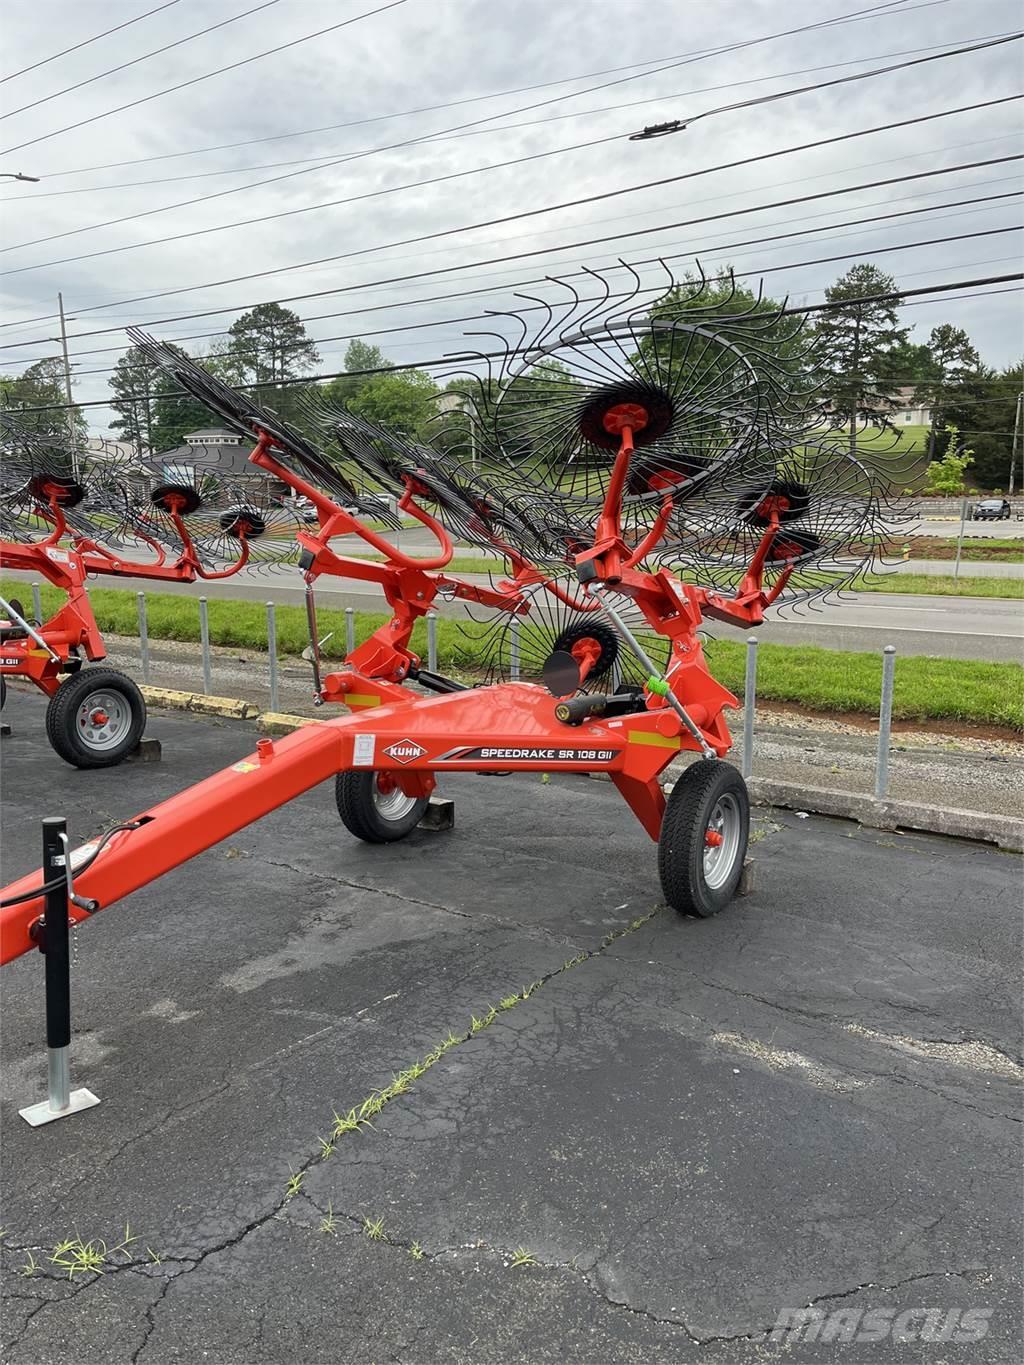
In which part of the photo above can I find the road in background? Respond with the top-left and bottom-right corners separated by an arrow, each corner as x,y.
7,561 -> 1018,661
917,518 -> 1024,538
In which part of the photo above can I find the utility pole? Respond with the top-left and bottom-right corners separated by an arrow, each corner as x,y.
57,292 -> 78,470
848,308 -> 861,460
1010,391 -> 1023,498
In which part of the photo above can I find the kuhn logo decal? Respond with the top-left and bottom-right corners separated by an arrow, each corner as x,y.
382,739 -> 427,764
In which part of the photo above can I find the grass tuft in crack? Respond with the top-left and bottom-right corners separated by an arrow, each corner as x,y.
319,1202 -> 337,1236
363,1216 -> 386,1242
50,1224 -> 137,1279
284,1170 -> 305,1201
409,1241 -> 425,1261
18,1251 -> 38,1277
297,907 -> 662,1205
509,1247 -> 538,1268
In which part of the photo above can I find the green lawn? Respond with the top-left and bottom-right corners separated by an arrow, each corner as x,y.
7,579 -> 1022,731
705,639 -> 1023,733
855,573 -> 1023,600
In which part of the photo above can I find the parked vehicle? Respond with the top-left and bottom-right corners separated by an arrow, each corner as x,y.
972,498 -> 1011,520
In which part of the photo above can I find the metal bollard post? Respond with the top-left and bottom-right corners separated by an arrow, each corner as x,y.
198,597 -> 211,694
510,617 -> 521,681
741,635 -> 758,779
426,611 -> 438,672
136,592 -> 150,684
345,606 -> 355,656
266,602 -> 279,713
875,645 -> 897,798
953,497 -> 967,581
19,818 -> 100,1126
31,580 -> 42,623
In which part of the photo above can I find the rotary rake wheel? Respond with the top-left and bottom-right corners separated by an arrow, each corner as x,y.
661,437 -> 908,608
448,265 -> 908,608
141,462 -> 304,575
444,264 -> 814,553
454,575 -> 672,693
0,416 -> 141,547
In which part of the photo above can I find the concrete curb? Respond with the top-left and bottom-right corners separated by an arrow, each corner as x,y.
746,776 -> 1022,852
140,686 -> 259,720
258,711 -> 321,735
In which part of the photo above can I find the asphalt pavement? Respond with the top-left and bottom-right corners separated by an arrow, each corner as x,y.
1,694 -> 1020,1363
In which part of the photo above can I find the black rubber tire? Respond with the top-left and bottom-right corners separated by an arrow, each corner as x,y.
658,759 -> 749,917
0,675 -> 6,710
551,618 -> 619,683
334,769 -> 428,843
44,668 -> 146,769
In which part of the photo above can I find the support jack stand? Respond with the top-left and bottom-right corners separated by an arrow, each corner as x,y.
19,818 -> 100,1127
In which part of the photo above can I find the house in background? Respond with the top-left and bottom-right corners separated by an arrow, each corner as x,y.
150,428 -> 290,501
892,387 -> 932,427
154,427 -> 252,477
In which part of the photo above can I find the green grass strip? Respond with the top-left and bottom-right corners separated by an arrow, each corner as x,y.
6,579 -> 1021,729
853,573 -> 1023,600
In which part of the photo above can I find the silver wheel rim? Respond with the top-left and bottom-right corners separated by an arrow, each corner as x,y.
76,689 -> 132,752
703,793 -> 743,890
372,775 -> 419,822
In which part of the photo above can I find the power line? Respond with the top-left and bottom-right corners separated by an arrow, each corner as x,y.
4,138 -> 1015,343
0,2 -> 281,122
627,31 -> 1022,137
5,271 -> 1021,416
0,1 -> 182,85
0,0 -> 934,163
5,92 -> 1018,311
9,31 -> 1016,200
0,126 -> 621,259
4,163 -> 1019,358
0,0 -> 413,157
8,31 -> 1017,270
6,6 -> 974,264
3,137 -> 1019,354
14,190 -> 1017,378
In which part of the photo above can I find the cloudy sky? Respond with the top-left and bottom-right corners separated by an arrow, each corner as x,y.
0,0 -> 1021,434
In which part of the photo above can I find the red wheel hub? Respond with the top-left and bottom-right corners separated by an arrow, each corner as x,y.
87,709 -> 109,727
375,773 -> 398,795
602,402 -> 649,436
704,828 -> 724,847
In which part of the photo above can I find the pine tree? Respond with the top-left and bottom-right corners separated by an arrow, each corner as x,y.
814,264 -> 910,445
227,303 -> 320,390
107,345 -> 163,453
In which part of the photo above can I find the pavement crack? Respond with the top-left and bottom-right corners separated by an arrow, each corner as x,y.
582,1269 -> 701,1342
1,1299 -> 48,1356
128,1276 -> 174,1365
805,1265 -> 988,1308
259,854 -> 584,948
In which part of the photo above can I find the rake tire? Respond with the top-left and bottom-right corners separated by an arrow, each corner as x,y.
335,770 -> 428,843
45,668 -> 145,770
658,759 -> 749,918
